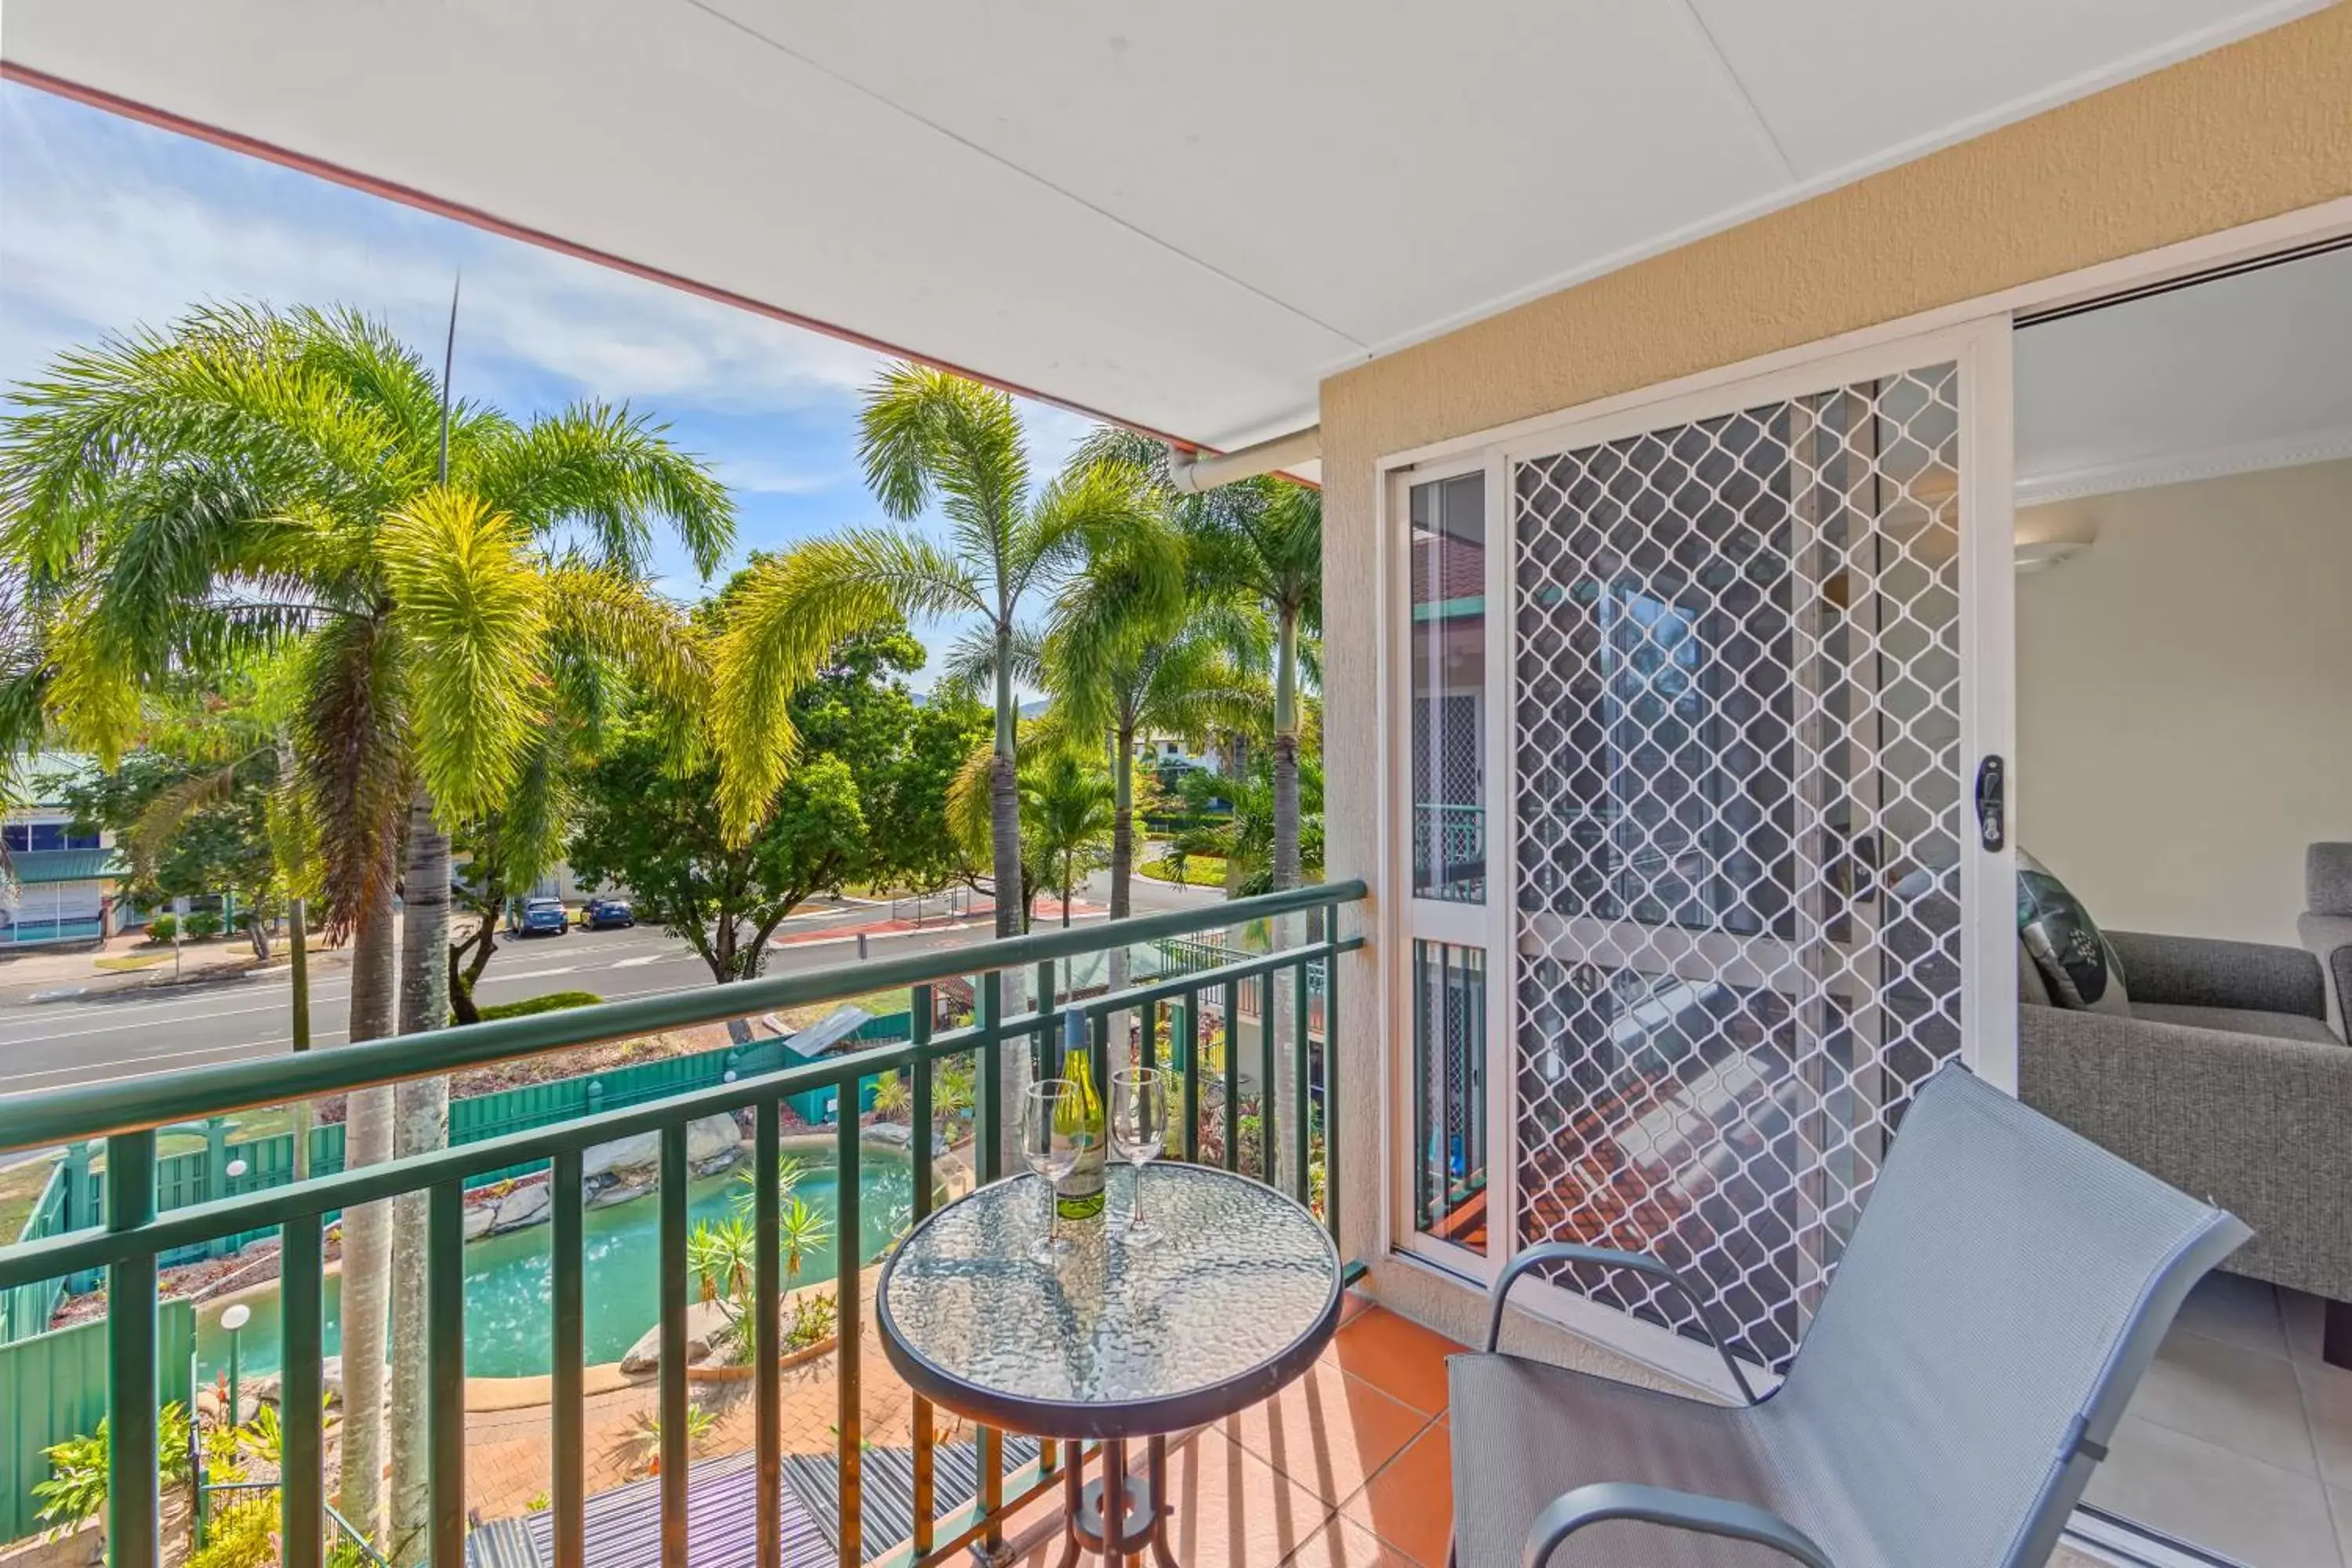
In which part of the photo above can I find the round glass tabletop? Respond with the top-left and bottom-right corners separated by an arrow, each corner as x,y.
877,1163 -> 1341,1439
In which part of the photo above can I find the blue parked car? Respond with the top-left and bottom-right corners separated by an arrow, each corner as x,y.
507,896 -> 570,937
581,895 -> 635,930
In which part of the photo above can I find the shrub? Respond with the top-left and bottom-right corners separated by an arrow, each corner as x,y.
34,1403 -> 194,1536
187,1497 -> 279,1568
459,989 -> 603,1025
144,913 -> 177,943
184,910 -> 224,940
786,1288 -> 839,1352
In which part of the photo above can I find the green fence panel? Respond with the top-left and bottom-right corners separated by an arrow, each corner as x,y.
0,1301 -> 195,1544
2,1022 -> 905,1344
1,1162 -> 68,1342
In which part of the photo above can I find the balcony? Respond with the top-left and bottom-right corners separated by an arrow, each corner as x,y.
0,883 -> 1370,1568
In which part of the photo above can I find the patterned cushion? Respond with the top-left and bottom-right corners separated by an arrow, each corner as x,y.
2017,851 -> 2130,1015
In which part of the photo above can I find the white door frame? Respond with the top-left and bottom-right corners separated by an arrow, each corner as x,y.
1370,194 -> 2352,1389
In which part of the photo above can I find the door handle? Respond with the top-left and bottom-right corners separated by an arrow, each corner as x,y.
1974,755 -> 2006,853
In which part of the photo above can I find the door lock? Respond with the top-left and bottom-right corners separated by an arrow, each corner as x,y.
1974,755 -> 2006,853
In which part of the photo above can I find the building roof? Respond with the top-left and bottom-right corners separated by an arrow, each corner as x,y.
6,848 -> 126,885
0,2 -> 2310,473
6,752 -> 99,809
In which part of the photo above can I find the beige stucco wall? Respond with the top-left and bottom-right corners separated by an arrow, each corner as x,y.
1320,4 -> 2352,1353
2016,459 -> 2352,948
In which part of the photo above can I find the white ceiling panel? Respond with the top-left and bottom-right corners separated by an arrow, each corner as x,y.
1685,0 -> 2321,181
1,0 -> 2321,456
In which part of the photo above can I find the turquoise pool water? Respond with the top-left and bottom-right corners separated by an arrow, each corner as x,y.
195,1153 -> 914,1381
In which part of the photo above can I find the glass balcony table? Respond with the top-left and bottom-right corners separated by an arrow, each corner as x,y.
877,1163 -> 1342,1565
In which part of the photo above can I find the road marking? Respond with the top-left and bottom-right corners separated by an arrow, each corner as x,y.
0,1036 -> 328,1092
612,953 -> 696,968
479,965 -> 579,983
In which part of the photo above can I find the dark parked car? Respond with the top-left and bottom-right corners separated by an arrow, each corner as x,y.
581,895 -> 635,930
508,896 -> 570,937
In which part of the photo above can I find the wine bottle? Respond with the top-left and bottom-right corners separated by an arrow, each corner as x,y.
1054,1007 -> 1107,1221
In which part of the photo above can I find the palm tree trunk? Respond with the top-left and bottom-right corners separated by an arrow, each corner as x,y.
1109,727 -> 1134,923
388,786 -> 452,1568
1062,848 -> 1074,927
1109,726 -> 1133,996
1272,603 -> 1301,892
338,880 -> 399,1549
989,624 -> 1024,938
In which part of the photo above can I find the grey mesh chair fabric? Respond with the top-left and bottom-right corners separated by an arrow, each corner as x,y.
1448,1065 -> 2249,1568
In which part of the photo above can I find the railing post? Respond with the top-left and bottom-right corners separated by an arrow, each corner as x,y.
1181,989 -> 1200,1164
105,1128 -> 158,1568
281,1213 -> 323,1568
1324,901 -> 1341,1246
427,1182 -> 466,1568
1260,966 -> 1279,1183
1221,980 -> 1241,1173
835,1097 -> 862,1568
1294,956 -> 1312,1205
659,1125 -> 689,1568
908,989 -> 935,1560
977,971 -> 1004,1184
552,1148 -> 586,1568
753,1102 -> 782,1568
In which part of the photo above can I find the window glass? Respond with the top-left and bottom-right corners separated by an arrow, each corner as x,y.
1412,940 -> 1488,1253
28,823 -> 66,852
1409,471 -> 1486,902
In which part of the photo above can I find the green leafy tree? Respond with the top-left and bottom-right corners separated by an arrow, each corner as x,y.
61,747 -> 283,956
0,303 -> 728,1561
567,720 -> 864,1007
711,365 -> 1161,937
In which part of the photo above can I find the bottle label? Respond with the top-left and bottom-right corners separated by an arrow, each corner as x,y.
1056,1007 -> 1109,1220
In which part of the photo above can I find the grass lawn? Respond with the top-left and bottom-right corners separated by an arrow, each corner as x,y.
778,985 -> 913,1030
0,1155 -> 61,1241
1141,852 -> 1229,888
93,950 -> 176,972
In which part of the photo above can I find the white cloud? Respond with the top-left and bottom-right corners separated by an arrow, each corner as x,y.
0,91 -> 888,416
705,454 -> 848,496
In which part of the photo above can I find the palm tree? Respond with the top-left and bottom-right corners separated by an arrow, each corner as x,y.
1044,539 -> 1265,926
778,1195 -> 833,1287
1023,751 -> 1116,927
1074,429 -> 1321,891
711,364 -> 1158,938
0,303 -> 728,1560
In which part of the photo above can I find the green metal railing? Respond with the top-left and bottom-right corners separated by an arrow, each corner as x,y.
0,881 -> 1363,1568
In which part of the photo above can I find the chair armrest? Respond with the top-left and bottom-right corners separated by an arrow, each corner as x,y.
1489,1242 -> 1761,1405
2106,929 -> 2326,1020
1523,1483 -> 1835,1568
2020,1007 -> 2352,1301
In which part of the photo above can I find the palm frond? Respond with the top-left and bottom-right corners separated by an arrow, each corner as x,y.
467,401 -> 735,579
294,614 -> 410,935
542,566 -> 709,719
378,488 -> 547,822
857,365 -> 1030,555
1017,457 -> 1169,604
709,530 -> 981,840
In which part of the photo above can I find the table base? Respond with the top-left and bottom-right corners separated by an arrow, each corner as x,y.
1054,1435 -> 1180,1567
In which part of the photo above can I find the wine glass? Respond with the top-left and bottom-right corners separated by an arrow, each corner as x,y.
1022,1078 -> 1080,1259
1109,1067 -> 1168,1242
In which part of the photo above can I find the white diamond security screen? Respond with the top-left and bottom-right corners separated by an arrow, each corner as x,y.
1511,364 -> 1966,1371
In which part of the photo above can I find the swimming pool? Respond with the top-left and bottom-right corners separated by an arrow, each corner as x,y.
196,1150 -> 915,1381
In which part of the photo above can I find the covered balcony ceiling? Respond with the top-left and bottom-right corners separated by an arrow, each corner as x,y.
2,0 -> 2321,473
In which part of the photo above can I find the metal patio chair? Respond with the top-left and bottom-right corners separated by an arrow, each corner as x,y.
1449,1064 -> 2249,1567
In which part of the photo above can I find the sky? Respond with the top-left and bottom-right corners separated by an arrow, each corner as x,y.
0,81 -> 1102,688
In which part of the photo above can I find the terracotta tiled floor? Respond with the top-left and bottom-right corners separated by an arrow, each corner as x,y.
1001,1291 -> 1460,1567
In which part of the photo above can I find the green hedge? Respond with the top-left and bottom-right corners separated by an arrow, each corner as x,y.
458,989 -> 604,1025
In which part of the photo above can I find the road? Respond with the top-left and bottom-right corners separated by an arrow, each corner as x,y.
0,872 -> 1225,1098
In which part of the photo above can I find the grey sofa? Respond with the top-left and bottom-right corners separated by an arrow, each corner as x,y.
2017,843 -> 2352,1369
